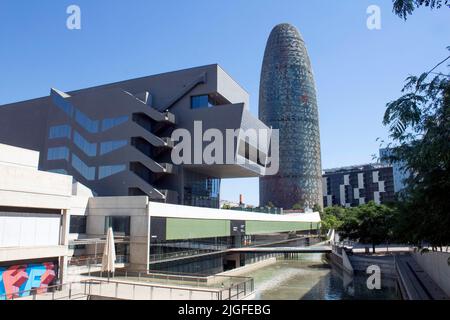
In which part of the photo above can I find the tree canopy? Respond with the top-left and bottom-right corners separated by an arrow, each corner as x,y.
382,47 -> 450,248
392,0 -> 450,19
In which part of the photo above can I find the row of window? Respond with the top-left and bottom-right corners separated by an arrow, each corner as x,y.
69,215 -> 131,236
47,147 -> 126,180
100,140 -> 127,155
74,131 -> 97,156
49,125 -> 128,157
51,91 -> 129,133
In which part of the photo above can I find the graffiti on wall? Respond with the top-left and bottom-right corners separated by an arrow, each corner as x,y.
0,262 -> 57,299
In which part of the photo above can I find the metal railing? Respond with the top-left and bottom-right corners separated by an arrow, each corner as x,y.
0,282 -> 86,301
109,270 -> 253,290
149,249 -> 217,262
82,276 -> 253,300
68,254 -> 129,266
0,274 -> 254,300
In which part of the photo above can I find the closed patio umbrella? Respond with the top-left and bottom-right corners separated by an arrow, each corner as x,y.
101,227 -> 116,280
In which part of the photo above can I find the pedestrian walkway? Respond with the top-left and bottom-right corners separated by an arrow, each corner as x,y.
395,254 -> 449,300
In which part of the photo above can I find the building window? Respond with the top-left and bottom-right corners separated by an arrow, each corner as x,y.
49,125 -> 71,139
75,110 -> 99,133
98,165 -> 126,179
191,95 -> 215,109
47,147 -> 69,161
51,93 -> 74,117
48,168 -> 68,175
72,154 -> 96,180
183,170 -> 221,208
68,244 -> 86,250
105,216 -> 130,236
101,116 -> 129,132
100,140 -> 127,155
69,216 -> 87,234
74,131 -> 97,156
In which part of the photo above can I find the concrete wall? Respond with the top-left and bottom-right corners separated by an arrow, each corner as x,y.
413,251 -> 450,297
0,162 -> 72,209
87,196 -> 150,271
0,145 -> 76,284
0,143 -> 40,169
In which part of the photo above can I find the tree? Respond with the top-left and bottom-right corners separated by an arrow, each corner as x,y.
320,206 -> 346,235
324,206 -> 347,220
320,214 -> 343,235
339,202 -> 396,253
313,204 -> 323,213
292,202 -> 304,210
392,0 -> 450,20
382,49 -> 450,248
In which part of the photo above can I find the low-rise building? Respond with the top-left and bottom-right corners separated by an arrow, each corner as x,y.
322,163 -> 395,208
0,143 -> 320,299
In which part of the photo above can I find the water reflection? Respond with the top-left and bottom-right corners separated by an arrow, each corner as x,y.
238,254 -> 400,300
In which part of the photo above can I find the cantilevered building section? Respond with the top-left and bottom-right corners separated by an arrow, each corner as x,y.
0,65 -> 271,208
259,23 -> 323,209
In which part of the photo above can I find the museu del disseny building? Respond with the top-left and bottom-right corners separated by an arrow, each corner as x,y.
0,65 -> 321,299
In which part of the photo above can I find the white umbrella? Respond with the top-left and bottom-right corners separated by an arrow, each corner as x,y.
101,227 -> 116,279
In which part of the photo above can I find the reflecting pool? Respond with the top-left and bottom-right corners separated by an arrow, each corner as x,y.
238,254 -> 400,300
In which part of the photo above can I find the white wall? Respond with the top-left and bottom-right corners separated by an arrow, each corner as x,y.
217,65 -> 250,109
0,164 -> 72,209
413,251 -> 450,297
0,143 -> 39,169
0,212 -> 61,247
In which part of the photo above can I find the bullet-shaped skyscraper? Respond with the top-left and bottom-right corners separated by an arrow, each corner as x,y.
259,23 -> 323,209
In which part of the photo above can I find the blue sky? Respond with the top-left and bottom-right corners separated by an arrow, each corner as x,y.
0,0 -> 449,205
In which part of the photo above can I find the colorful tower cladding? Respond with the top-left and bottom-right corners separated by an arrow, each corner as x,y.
259,23 -> 323,209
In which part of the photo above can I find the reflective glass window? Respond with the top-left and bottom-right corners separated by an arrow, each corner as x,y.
98,164 -> 126,179
105,216 -> 130,236
71,154 -> 96,180
100,140 -> 127,155
101,116 -> 129,132
75,110 -> 99,133
191,95 -> 213,109
48,169 -> 68,175
51,93 -> 74,117
47,147 -> 69,161
74,131 -> 97,156
49,125 -> 71,139
69,216 -> 87,234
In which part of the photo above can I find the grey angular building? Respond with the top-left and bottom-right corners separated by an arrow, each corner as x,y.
0,64 -> 271,209
259,23 -> 323,209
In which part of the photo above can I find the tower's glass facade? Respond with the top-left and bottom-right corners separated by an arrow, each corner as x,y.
259,23 -> 323,209
183,170 -> 221,208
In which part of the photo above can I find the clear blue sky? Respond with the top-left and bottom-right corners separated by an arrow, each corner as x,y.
0,0 -> 448,205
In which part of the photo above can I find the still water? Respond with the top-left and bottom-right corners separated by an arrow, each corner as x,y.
239,254 -> 400,300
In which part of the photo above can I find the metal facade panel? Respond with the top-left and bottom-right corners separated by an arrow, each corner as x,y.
165,218 -> 230,240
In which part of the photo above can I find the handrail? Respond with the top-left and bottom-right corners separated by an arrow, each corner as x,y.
0,275 -> 254,301
0,281 -> 82,301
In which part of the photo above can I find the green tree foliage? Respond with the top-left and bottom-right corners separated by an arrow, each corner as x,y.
292,203 -> 303,210
339,202 -> 396,253
312,204 -> 323,213
320,206 -> 345,234
383,49 -> 450,248
392,0 -> 450,20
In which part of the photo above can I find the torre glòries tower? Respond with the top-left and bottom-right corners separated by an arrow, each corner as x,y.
259,23 -> 323,209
